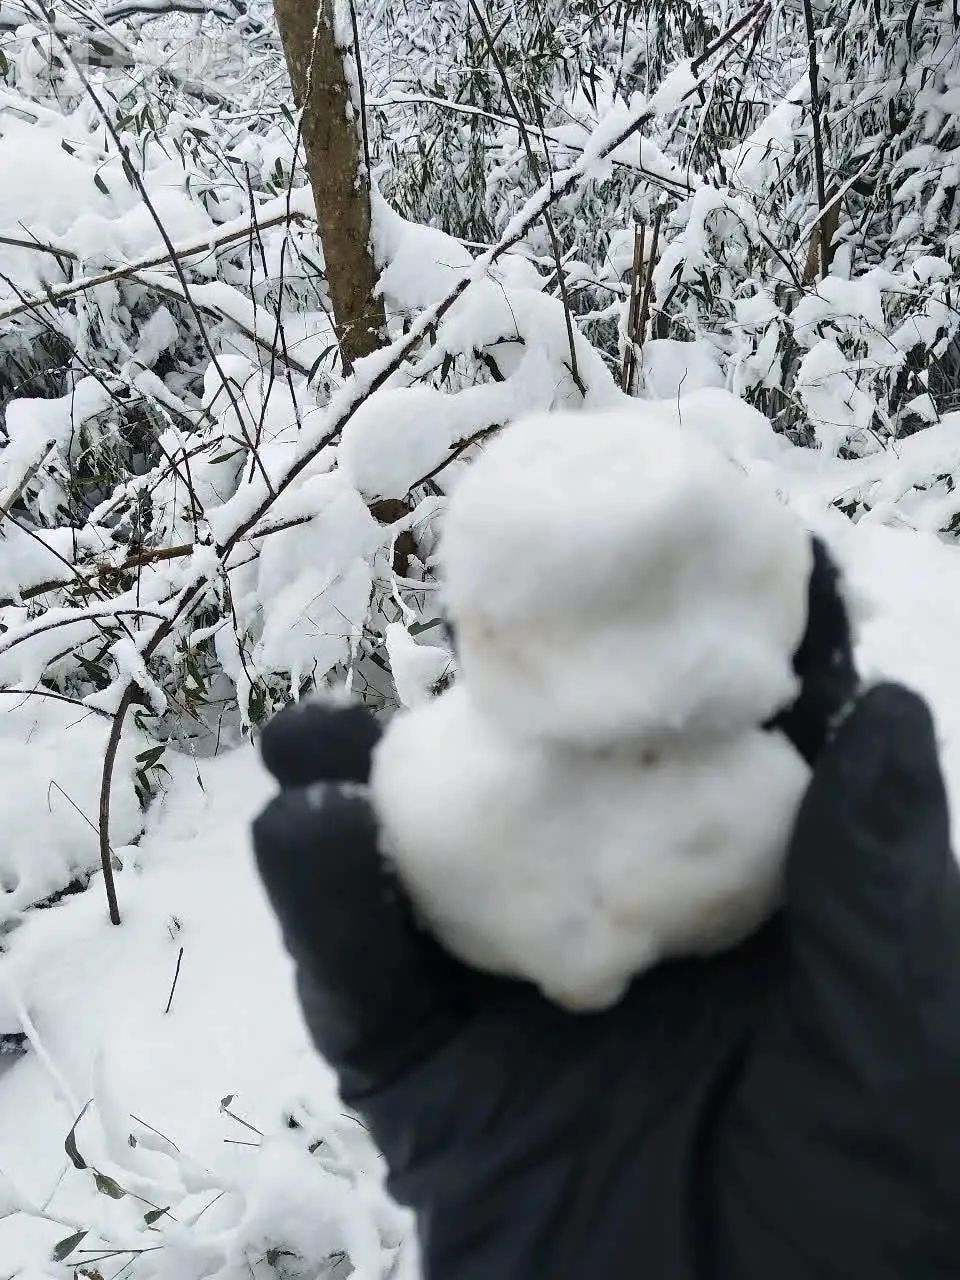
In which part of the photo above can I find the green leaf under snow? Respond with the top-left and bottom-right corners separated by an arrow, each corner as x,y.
64,1102 -> 91,1170
93,1169 -> 127,1200
135,745 -> 166,770
51,1228 -> 88,1262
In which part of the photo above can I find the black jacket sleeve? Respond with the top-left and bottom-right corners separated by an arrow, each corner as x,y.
712,684 -> 960,1280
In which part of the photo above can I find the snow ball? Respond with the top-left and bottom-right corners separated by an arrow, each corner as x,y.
373,685 -> 809,1011
440,406 -> 812,748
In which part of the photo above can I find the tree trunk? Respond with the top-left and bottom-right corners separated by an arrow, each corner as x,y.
803,189 -> 840,285
273,0 -> 386,371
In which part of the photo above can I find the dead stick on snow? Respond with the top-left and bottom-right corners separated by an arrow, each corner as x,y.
164,947 -> 185,1016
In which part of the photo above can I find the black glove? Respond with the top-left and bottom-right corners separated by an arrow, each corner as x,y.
253,544 -> 960,1280
771,536 -> 858,764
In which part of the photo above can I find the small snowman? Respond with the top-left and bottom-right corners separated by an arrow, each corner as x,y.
371,408 -> 814,1011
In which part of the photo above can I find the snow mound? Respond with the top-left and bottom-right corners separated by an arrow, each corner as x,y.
639,338 -> 724,399
0,703 -> 142,928
441,407 -> 812,748
385,623 -> 454,708
371,407 -> 814,1010
374,685 -> 807,1010
338,386 -> 455,500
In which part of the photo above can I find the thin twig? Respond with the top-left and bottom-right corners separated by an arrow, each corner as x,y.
129,1113 -> 181,1153
0,603 -> 168,657
0,513 -> 321,610
365,93 -> 694,195
529,88 -> 588,397
407,425 -> 501,493
220,1099 -> 264,1137
347,0 -> 372,174
164,947 -> 184,1015
48,781 -> 113,854
636,206 -> 663,347
621,221 -> 645,393
0,210 -> 313,326
100,691 -> 134,925
468,0 -> 586,396
131,272 -> 314,377
802,0 -> 831,281
0,232 -> 73,268
0,442 -> 56,523
0,688 -> 110,717
691,0 -> 770,73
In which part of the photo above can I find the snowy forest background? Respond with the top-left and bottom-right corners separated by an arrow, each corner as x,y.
1,0 -> 960,1274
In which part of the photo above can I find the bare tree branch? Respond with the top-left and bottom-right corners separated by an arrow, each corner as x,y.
0,209 -> 314,326
366,93 -> 695,195
467,0 -> 585,396
802,0 -> 832,281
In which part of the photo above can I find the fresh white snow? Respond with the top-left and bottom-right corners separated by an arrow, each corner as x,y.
439,407 -> 812,748
0,745 -> 416,1279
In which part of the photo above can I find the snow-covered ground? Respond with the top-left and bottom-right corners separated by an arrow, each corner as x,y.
3,505 -> 960,1276
0,743 -> 415,1277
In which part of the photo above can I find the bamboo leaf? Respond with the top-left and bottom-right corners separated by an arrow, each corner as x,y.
64,1102 -> 91,1170
51,1228 -> 88,1262
93,1170 -> 127,1200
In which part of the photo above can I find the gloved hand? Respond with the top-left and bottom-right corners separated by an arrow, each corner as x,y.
253,541 -> 960,1280
770,536 -> 858,763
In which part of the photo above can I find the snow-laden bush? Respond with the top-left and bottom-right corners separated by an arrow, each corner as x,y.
3,1095 -> 406,1279
370,0 -> 960,446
